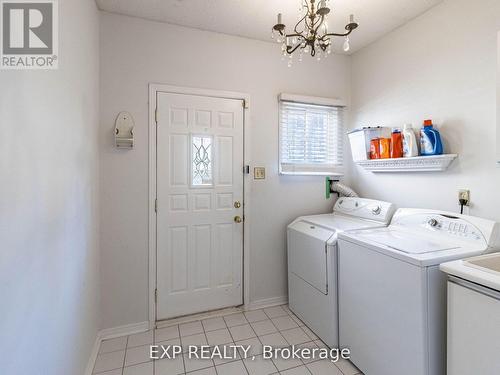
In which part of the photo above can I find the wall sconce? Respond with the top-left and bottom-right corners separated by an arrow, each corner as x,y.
115,111 -> 134,149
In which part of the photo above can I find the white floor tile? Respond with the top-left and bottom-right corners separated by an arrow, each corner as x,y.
271,316 -> 298,331
263,306 -> 288,319
128,331 -> 154,348
155,337 -> 181,348
258,332 -> 288,348
183,353 -> 214,373
244,310 -> 268,323
89,305 -> 357,375
216,360 -> 248,375
125,344 -> 153,367
313,340 -> 327,350
229,324 -> 256,341
280,365 -> 311,375
181,332 -> 208,352
123,361 -> 153,375
93,350 -> 125,373
300,326 -> 318,341
187,367 -> 217,375
180,321 -> 204,337
94,369 -> 122,375
280,327 -> 310,346
205,328 -> 232,346
243,354 -> 278,375
282,305 -> 293,314
289,314 -> 305,327
235,337 -> 263,357
155,356 -> 184,375
334,358 -> 361,375
213,344 -> 240,366
224,313 -> 248,327
202,316 -> 226,332
271,354 -> 302,372
155,325 -> 179,342
295,342 -> 319,365
99,336 -> 128,354
306,360 -> 342,375
251,320 -> 277,336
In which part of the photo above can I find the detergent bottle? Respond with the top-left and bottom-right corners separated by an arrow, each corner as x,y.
420,119 -> 443,156
402,124 -> 418,157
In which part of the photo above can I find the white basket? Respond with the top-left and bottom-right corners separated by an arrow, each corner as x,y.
348,127 -> 390,161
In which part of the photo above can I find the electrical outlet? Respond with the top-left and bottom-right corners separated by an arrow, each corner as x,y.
458,189 -> 470,206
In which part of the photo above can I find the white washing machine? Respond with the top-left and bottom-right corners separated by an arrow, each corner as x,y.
338,208 -> 500,375
287,197 -> 395,347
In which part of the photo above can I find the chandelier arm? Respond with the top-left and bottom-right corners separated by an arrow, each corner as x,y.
294,13 -> 308,34
313,15 -> 326,35
285,33 -> 305,38
304,6 -> 315,30
324,27 -> 356,38
318,35 -> 331,45
286,42 -> 304,55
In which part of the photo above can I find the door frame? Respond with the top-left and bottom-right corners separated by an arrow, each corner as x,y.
148,83 -> 251,327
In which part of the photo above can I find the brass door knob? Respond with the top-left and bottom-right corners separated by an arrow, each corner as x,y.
234,201 -> 241,209
234,216 -> 243,223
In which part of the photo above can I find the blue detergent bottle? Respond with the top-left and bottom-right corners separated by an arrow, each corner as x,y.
420,119 -> 443,155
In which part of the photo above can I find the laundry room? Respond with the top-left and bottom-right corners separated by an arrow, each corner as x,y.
1,1 -> 500,375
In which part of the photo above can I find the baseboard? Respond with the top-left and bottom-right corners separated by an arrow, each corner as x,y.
84,321 -> 150,375
99,321 -> 150,340
244,295 -> 288,311
83,333 -> 102,375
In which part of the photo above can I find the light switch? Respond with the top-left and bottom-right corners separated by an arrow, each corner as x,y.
254,167 -> 265,180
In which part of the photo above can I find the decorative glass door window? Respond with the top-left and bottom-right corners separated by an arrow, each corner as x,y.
191,135 -> 213,186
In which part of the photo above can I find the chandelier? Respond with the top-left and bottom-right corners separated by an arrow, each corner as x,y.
271,0 -> 358,66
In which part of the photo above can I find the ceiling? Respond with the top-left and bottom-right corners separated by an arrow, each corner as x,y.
95,0 -> 442,54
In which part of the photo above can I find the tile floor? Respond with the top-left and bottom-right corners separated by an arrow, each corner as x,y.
93,305 -> 363,375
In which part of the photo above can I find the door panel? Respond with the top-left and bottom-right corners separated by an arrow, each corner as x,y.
156,92 -> 244,320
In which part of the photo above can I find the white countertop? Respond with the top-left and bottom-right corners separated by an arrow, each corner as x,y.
440,252 -> 500,292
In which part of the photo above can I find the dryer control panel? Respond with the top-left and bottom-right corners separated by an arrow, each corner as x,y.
334,197 -> 395,224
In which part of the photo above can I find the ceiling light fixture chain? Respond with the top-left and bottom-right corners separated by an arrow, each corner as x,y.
271,0 -> 358,66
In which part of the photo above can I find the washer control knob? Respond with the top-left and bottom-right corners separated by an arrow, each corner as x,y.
428,218 -> 438,227
371,206 -> 382,215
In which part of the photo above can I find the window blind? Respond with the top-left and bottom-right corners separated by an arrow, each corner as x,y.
279,100 -> 344,175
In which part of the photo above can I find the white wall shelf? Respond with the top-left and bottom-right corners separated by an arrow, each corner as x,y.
356,154 -> 458,173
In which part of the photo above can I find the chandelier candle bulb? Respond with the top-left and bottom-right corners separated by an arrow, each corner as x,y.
278,13 -> 282,24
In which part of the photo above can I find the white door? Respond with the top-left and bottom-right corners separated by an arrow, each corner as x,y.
156,92 -> 244,320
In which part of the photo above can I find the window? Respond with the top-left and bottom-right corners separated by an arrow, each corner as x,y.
191,135 -> 213,186
279,94 -> 345,175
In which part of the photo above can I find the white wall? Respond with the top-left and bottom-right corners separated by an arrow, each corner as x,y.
0,1 -> 100,374
99,13 -> 351,329
349,0 -> 500,221
497,32 -> 500,162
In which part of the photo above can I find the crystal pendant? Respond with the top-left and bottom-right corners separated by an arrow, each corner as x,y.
343,36 -> 350,52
